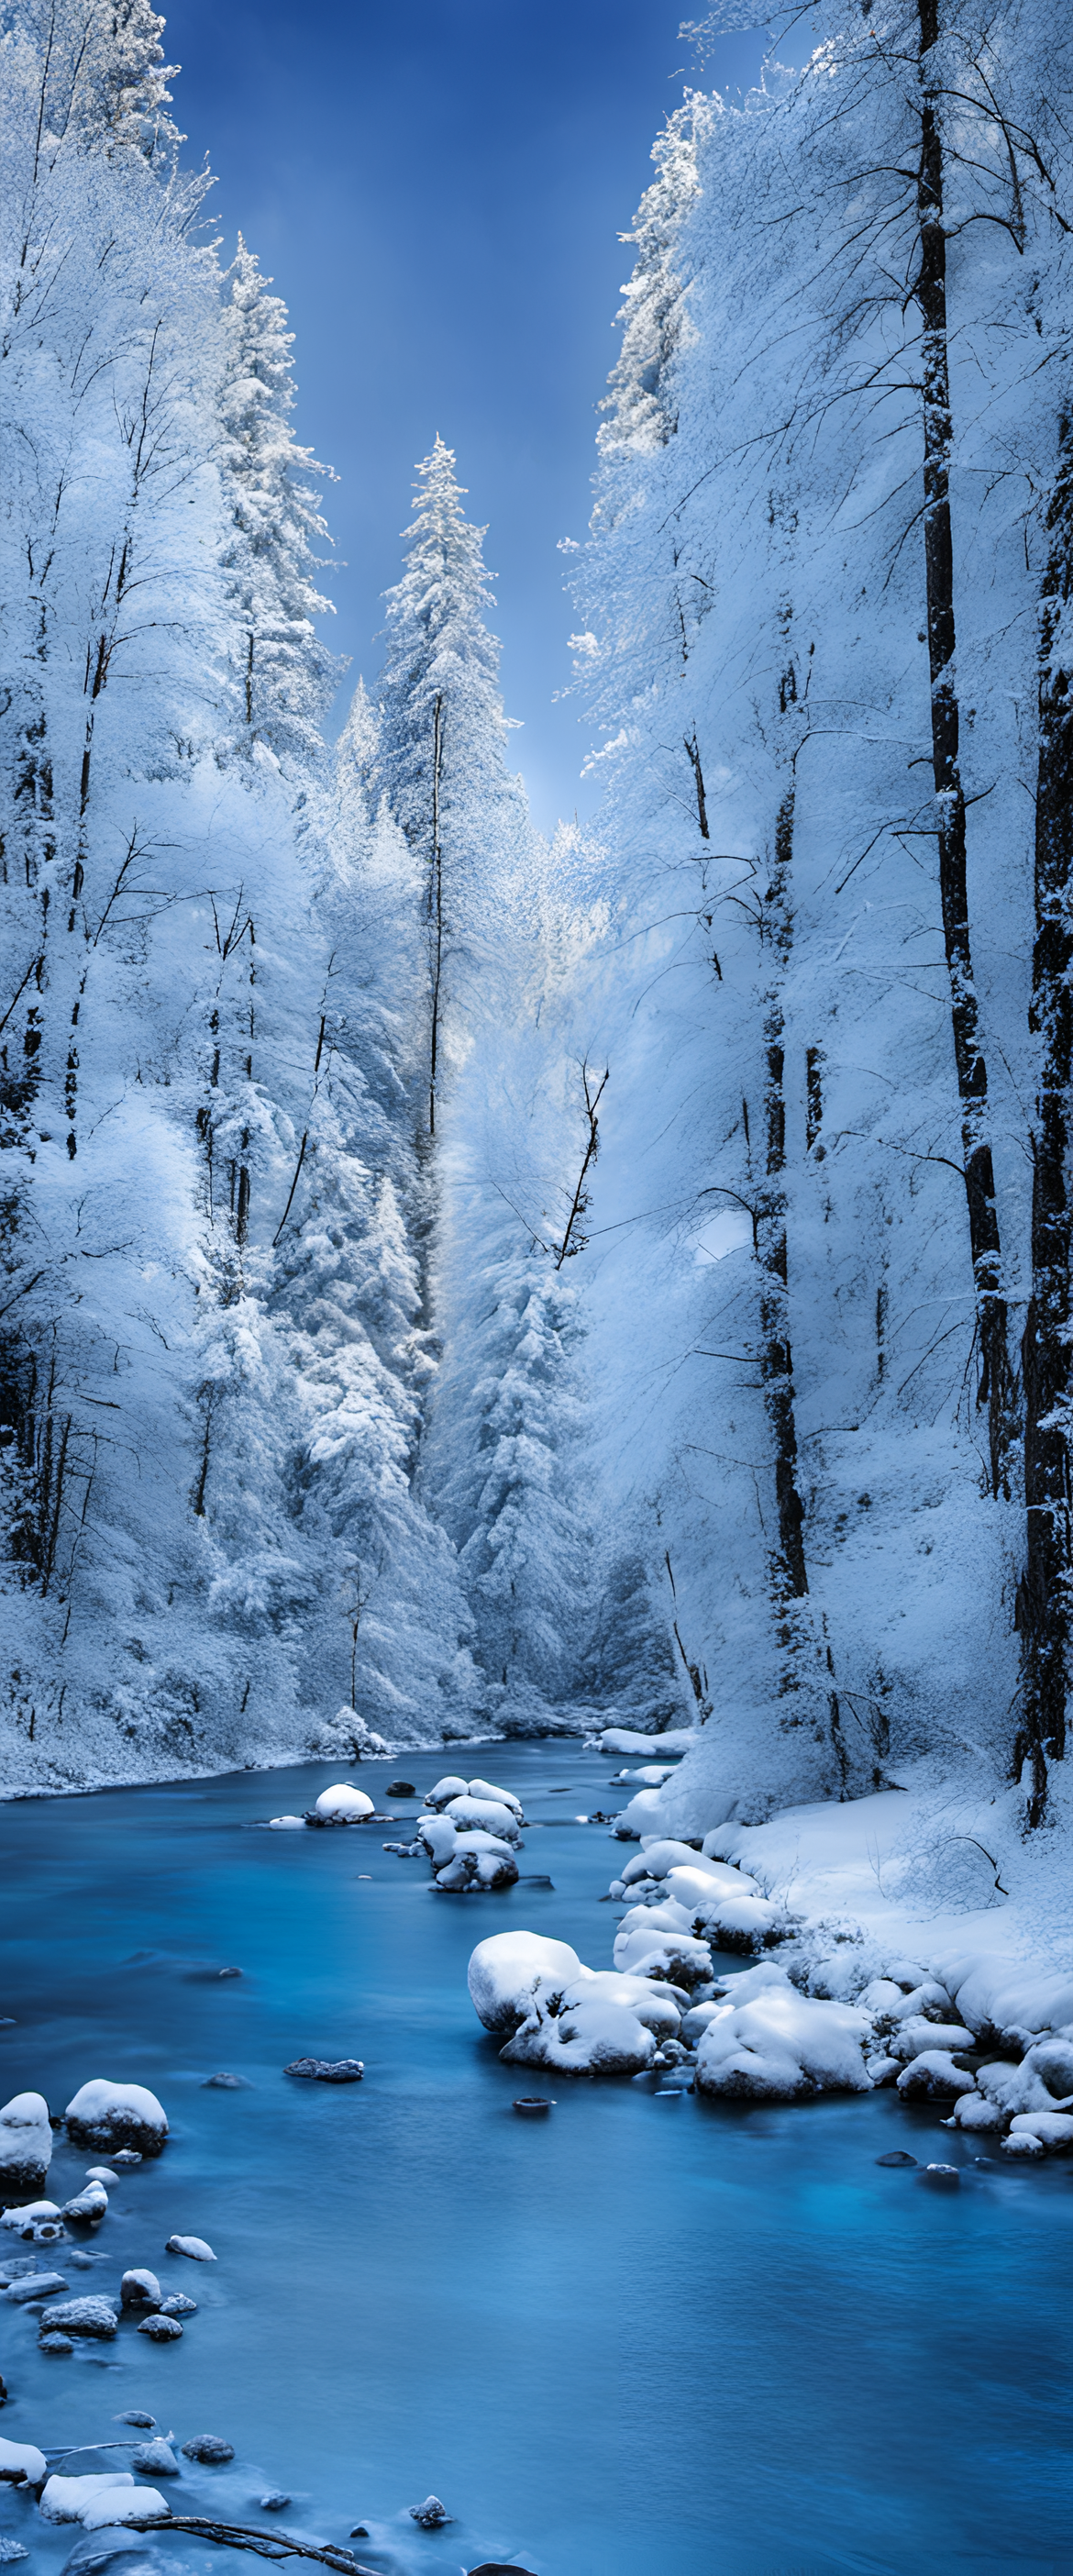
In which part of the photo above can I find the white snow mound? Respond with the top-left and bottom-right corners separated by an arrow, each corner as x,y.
468,1931 -> 582,2034
0,2093 -> 52,2184
314,1783 -> 374,1823
695,1988 -> 874,2100
0,2439 -> 47,2485
64,2082 -> 167,2152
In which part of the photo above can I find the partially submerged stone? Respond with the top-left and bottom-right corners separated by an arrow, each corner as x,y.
0,2094 -> 52,2194
65,2082 -> 167,2158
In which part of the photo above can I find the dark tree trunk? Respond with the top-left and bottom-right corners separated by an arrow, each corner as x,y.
915,0 -> 1017,1496
758,782 -> 848,1787
428,692 -> 444,1136
1014,411 -> 1073,1824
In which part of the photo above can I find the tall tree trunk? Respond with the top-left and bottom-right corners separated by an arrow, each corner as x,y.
428,692 -> 444,1136
1014,411 -> 1073,1824
758,777 -> 848,1788
915,0 -> 1017,1496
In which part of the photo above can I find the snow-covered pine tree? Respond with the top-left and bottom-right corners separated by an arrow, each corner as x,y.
377,438 -> 528,1135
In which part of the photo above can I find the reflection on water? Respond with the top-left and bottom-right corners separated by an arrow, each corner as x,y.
0,1746 -> 1070,2576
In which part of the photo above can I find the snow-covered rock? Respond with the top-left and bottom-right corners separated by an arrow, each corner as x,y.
313,1783 -> 374,1824
442,1795 -> 523,1846
502,1988 -> 657,2077
61,2182 -> 108,2222
5,2266 -> 69,2300
434,1831 -> 519,1892
138,2315 -> 183,2340
598,1728 -> 695,1757
694,1988 -> 873,2100
1005,2110 -> 1073,2153
268,1816 -> 305,1831
466,1777 -> 524,1818
612,1924 -> 713,1988
120,2269 -> 161,2309
896,2049 -> 972,2099
131,2440 -> 180,2478
415,1815 -> 459,1865
887,2018 -> 976,2063
39,2476 -> 136,2524
612,1789 -> 665,1839
0,2094 -> 52,2193
944,2090 -> 1006,2132
165,2234 -> 215,2260
424,1776 -> 470,1810
64,2082 -> 167,2157
2,2200 -> 62,2237
0,2440 -> 47,2486
468,1931 -> 582,2035
39,2295 -> 117,2337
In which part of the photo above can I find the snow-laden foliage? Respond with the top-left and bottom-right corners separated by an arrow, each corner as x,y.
563,0 -> 1073,1827
0,0 -> 479,1783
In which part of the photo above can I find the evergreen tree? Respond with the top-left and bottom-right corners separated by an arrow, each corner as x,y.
377,438 -> 526,1132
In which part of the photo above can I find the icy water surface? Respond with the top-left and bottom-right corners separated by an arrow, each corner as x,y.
0,1744 -> 1070,2576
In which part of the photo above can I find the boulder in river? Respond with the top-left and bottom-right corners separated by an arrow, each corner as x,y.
131,2440 -> 179,2477
116,2414 -> 156,2429
181,2437 -> 234,2465
283,2059 -> 363,2083
120,2269 -> 161,2310
311,1785 -> 374,1825
468,1932 -> 582,2037
39,2295 -> 117,2338
259,2491 -> 291,2512
408,2496 -> 450,2527
160,2293 -> 197,2316
6,2269 -> 70,2303
0,2437 -> 47,2482
40,2334 -> 73,2355
0,2093 -> 52,2193
164,2235 -> 216,2260
65,2082 -> 167,2158
138,2314 -> 183,2340
62,2182 -> 108,2223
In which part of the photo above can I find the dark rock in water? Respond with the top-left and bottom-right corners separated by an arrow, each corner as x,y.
131,2440 -> 180,2477
469,2565 -> 539,2575
39,2294 -> 116,2337
513,2098 -> 554,2116
348,2527 -> 368,2541
283,2059 -> 363,2083
112,2151 -> 142,2168
876,2151 -> 918,2167
216,1968 -> 242,1980
182,2437 -> 234,2465
922,2162 -> 961,2186
6,2269 -> 70,2303
260,2493 -> 291,2513
120,2270 -> 161,2310
116,2413 -> 156,2429
202,2074 -> 252,2090
40,2333 -> 73,2354
137,2314 -> 183,2341
385,1782 -> 415,1797
160,2293 -> 196,2319
408,2497 -> 450,2529
0,2373 -> 6,2404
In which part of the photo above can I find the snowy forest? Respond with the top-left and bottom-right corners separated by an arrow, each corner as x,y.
3,0 -> 1073,1856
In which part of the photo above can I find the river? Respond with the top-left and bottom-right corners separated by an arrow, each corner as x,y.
0,1743 -> 1069,2575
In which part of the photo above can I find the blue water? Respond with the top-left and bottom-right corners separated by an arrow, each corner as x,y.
0,1744 -> 1070,2576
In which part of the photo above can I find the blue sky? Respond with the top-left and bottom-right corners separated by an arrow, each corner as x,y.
165,0 -> 767,832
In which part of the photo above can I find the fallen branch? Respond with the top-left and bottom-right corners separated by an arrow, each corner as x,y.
127,2515 -> 372,2574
